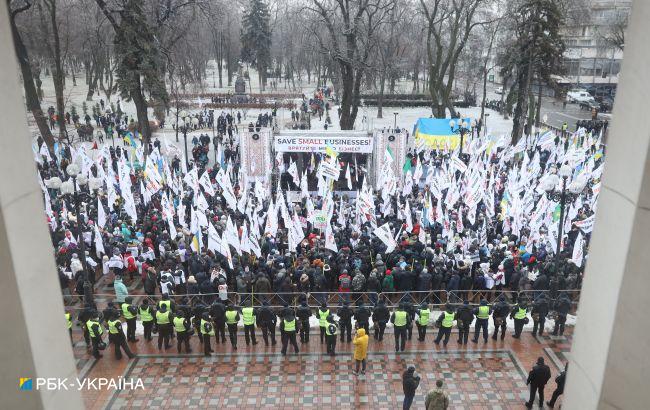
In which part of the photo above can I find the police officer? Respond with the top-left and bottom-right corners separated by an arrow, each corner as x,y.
318,303 -> 330,344
77,303 -> 94,348
531,294 -> 549,336
156,304 -> 172,350
192,301 -> 207,345
65,311 -> 73,342
241,304 -> 258,346
492,295 -> 510,340
337,301 -> 353,343
296,300 -> 312,343
225,304 -> 240,350
391,303 -> 410,352
173,311 -> 192,353
200,312 -> 215,356
210,299 -> 227,344
415,303 -> 431,342
158,294 -> 176,312
325,314 -> 339,356
107,311 -> 135,360
455,300 -> 473,345
258,301 -> 277,346
434,304 -> 456,347
372,300 -> 390,341
405,300 -> 417,341
354,302 -> 371,335
280,309 -> 299,355
551,293 -> 571,336
86,310 -> 105,359
472,299 -> 492,343
121,296 -> 139,342
139,299 -> 155,341
102,301 -> 119,329
511,300 -> 529,339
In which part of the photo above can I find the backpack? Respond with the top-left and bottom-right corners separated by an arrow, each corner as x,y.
352,274 -> 365,291
340,275 -> 351,289
382,275 -> 395,291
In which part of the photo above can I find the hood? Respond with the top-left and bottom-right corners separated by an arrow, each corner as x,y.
356,328 -> 366,337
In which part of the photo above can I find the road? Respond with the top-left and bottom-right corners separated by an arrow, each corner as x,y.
485,86 -> 612,132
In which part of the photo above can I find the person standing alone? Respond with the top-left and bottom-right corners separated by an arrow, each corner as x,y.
525,357 -> 551,408
352,328 -> 368,376
402,365 -> 420,410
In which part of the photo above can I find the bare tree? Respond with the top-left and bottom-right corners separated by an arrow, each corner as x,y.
8,0 -> 55,149
307,0 -> 395,130
419,0 -> 490,118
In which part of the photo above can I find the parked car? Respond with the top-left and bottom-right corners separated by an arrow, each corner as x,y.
579,100 -> 600,110
596,96 -> 615,112
566,89 -> 596,104
494,86 -> 504,95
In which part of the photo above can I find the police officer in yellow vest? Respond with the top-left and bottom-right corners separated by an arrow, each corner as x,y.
511,301 -> 529,339
173,312 -> 192,354
121,296 -> 139,342
434,304 -> 456,347
391,303 -> 410,352
65,311 -> 73,343
225,304 -> 240,350
318,303 -> 330,344
86,310 -> 105,359
139,299 -> 156,341
158,294 -> 175,312
241,305 -> 258,346
107,311 -> 135,360
472,299 -> 492,343
325,315 -> 339,356
156,304 -> 173,350
280,310 -> 299,355
415,303 -> 431,342
200,312 -> 215,356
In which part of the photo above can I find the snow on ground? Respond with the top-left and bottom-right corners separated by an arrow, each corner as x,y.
28,62 -> 513,146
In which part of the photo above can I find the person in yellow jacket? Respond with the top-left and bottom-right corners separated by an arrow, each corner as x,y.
352,328 -> 369,376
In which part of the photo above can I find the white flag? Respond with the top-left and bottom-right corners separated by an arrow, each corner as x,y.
572,232 -> 584,267
94,224 -> 104,257
97,197 -> 107,228
345,162 -> 352,190
373,222 -> 397,253
325,222 -> 338,252
199,170 -> 216,196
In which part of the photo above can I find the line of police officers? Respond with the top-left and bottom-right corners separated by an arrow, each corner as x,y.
68,292 -> 573,360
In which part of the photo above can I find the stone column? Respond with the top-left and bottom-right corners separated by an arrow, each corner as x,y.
0,3 -> 83,409
564,0 -> 650,408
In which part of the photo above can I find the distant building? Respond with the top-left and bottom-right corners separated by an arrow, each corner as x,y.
558,0 -> 631,96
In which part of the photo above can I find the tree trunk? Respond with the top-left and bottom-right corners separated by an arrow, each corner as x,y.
511,59 -> 533,145
535,82 -> 543,127
43,0 -> 67,141
132,77 -> 152,162
480,66 -> 488,135
338,62 -> 358,130
377,72 -> 386,119
9,5 -> 55,150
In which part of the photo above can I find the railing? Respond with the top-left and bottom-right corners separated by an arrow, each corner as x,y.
63,289 -> 581,314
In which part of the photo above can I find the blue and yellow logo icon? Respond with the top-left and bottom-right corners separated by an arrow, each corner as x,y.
19,378 -> 32,390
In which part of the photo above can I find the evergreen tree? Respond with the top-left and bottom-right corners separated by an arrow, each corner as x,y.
509,0 -> 565,144
241,0 -> 272,91
96,0 -> 168,157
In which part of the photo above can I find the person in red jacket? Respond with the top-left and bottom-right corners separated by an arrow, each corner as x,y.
338,269 -> 352,303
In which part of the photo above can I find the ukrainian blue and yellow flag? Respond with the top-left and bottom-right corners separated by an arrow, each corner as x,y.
413,118 -> 472,151
123,131 -> 137,148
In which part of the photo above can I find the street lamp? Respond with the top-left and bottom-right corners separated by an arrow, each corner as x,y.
450,119 -> 470,155
61,163 -> 94,303
542,163 -> 587,271
179,110 -> 190,169
393,112 -> 399,131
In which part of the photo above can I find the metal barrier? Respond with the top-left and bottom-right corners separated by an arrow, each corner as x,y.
63,289 -> 581,314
